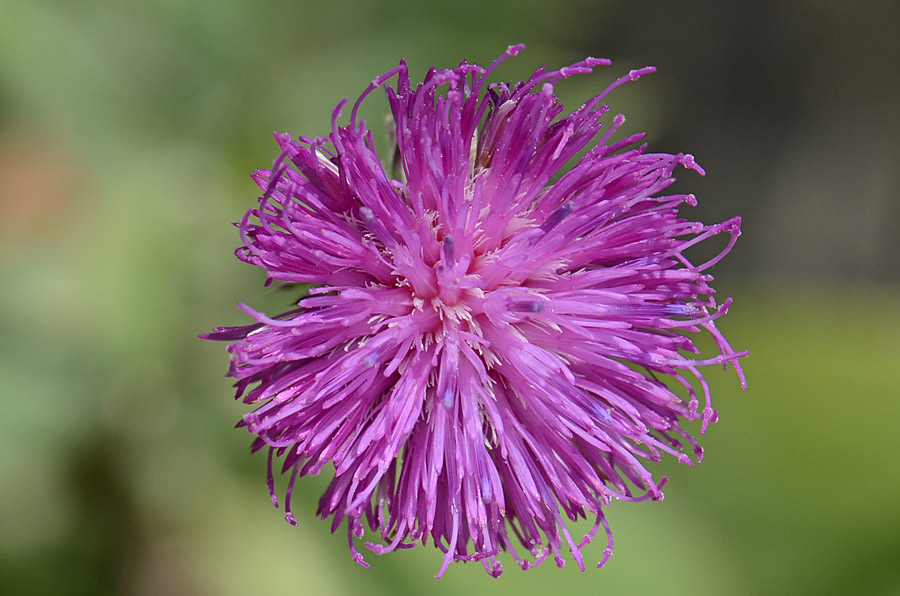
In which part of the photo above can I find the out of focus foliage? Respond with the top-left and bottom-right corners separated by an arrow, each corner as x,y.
1,1 -> 898,594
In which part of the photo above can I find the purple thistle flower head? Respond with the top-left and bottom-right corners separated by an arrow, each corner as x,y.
203,44 -> 747,578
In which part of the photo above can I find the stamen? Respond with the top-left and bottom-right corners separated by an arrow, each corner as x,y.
266,447 -> 279,508
666,303 -> 702,317
360,206 -> 376,224
283,464 -> 300,526
590,402 -> 614,426
442,388 -> 454,410
508,300 -> 545,313
480,472 -> 494,502
363,352 -> 378,368
442,235 -> 455,265
540,201 -> 574,233
358,206 -> 399,251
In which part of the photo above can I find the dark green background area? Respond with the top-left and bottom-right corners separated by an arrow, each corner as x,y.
2,1 -> 898,594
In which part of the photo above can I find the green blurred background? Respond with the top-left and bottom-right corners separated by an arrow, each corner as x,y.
2,0 -> 898,594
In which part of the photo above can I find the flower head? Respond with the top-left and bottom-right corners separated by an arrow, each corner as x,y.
203,44 -> 746,578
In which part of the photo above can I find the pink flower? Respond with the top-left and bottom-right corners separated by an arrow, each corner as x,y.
203,44 -> 746,578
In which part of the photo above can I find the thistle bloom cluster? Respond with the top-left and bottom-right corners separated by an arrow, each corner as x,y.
203,45 -> 746,578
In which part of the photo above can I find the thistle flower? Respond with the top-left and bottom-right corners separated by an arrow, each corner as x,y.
202,44 -> 746,578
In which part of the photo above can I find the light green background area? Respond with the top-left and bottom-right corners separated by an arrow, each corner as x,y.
2,1 -> 898,594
